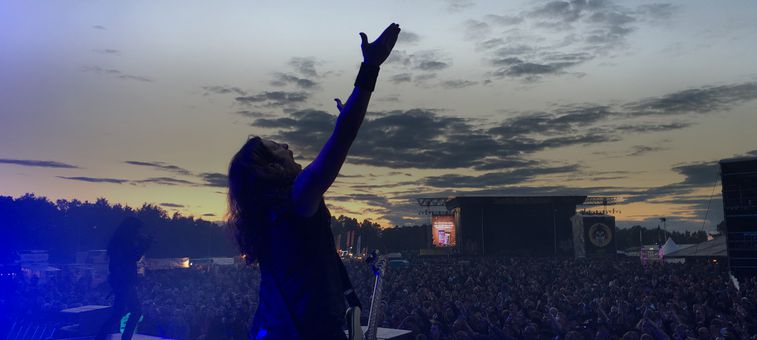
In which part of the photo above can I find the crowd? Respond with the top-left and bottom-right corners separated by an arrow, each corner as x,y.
2,256 -> 755,339
3,265 -> 259,339
351,257 -> 757,340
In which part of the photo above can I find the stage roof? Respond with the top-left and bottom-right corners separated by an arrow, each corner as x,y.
446,196 -> 587,209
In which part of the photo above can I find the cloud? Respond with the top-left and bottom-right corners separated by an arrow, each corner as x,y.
118,74 -> 152,82
615,122 -> 691,133
255,102 -> 668,171
528,1 -> 584,22
485,14 -> 524,26
491,52 -> 592,79
289,57 -> 319,78
58,176 -> 128,184
488,105 -> 613,136
385,50 -> 411,67
671,162 -> 721,188
627,145 -> 666,157
92,25 -> 107,30
470,158 -> 540,171
394,185 -> 594,201
337,137 -> 745,229
477,38 -> 507,51
218,57 -> 325,114
159,203 -> 185,208
390,73 -> 412,83
492,45 -> 537,58
93,49 -> 120,55
377,95 -> 401,102
252,109 -> 333,155
422,164 -> 580,188
500,133 -> 619,154
253,117 -> 298,129
463,20 -> 491,39
82,66 -> 153,82
636,3 -> 677,22
254,81 -> 752,172
134,177 -> 197,186
201,172 -> 228,188
122,161 -> 237,189
202,86 -> 247,96
414,73 -> 438,83
270,73 -> 319,90
385,50 -> 451,72
485,81 -> 749,139
125,161 -> 192,176
440,80 -> 478,89
623,161 -> 720,203
235,110 -> 271,118
328,193 -> 392,209
260,108 -> 599,170
417,61 -> 449,71
446,0 -> 475,12
465,0 -> 678,80
346,109 -> 494,169
496,62 -> 571,77
397,31 -> 421,46
235,91 -> 309,108
624,82 -> 757,116
0,158 -> 79,169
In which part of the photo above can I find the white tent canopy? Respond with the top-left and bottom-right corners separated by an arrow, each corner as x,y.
660,238 -> 680,256
660,238 -> 696,256
667,236 -> 727,258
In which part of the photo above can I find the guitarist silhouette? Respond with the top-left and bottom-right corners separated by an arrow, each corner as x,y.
227,23 -> 400,340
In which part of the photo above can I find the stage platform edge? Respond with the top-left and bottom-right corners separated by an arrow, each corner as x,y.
345,327 -> 413,340
58,334 -> 176,340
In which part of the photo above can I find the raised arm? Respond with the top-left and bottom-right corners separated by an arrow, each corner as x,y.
291,23 -> 400,217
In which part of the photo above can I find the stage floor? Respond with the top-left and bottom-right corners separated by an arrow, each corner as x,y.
346,327 -> 413,340
61,329 -> 409,340
60,334 -> 176,340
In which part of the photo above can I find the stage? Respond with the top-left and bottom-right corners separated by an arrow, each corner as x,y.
47,305 -> 410,340
346,327 -> 413,340
61,330 -> 410,340
60,335 -> 175,340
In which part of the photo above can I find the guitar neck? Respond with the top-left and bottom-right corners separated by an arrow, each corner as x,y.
365,263 -> 386,340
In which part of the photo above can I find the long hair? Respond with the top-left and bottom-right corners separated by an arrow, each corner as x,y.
227,136 -> 299,263
107,216 -> 142,257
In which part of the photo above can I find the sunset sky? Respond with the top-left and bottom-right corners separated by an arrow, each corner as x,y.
2,0 -> 757,231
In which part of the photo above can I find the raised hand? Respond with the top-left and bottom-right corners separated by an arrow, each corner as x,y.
360,23 -> 401,67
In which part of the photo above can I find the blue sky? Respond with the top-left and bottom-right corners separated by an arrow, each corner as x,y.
2,0 -> 757,230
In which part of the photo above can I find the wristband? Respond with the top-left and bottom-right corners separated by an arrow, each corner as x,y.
354,62 -> 380,92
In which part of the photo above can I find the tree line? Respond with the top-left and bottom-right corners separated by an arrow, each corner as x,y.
614,224 -> 712,250
0,194 -> 719,263
0,194 -> 237,263
0,194 -> 390,262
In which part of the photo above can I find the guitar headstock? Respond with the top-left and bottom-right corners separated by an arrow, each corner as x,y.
365,250 -> 386,277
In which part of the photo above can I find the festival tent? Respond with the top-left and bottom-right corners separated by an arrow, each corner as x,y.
188,257 -> 236,266
660,238 -> 694,256
143,257 -> 190,270
666,236 -> 727,258
211,257 -> 235,265
660,238 -> 679,256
